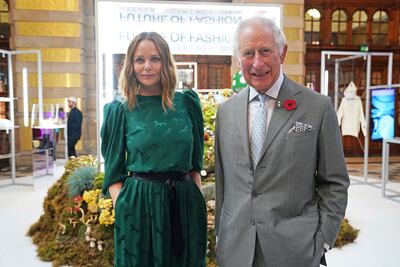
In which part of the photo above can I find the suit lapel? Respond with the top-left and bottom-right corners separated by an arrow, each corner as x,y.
259,77 -> 303,160
234,87 -> 251,165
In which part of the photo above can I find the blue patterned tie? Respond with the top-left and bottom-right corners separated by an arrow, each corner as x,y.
251,94 -> 267,167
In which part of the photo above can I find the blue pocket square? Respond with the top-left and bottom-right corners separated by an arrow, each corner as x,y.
288,121 -> 313,134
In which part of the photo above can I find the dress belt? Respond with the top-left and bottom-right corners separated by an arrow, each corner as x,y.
127,171 -> 190,260
127,171 -> 189,181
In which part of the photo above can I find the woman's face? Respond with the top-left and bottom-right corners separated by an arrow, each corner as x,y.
133,39 -> 162,91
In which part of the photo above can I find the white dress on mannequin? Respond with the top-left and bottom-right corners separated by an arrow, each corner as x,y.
337,82 -> 366,137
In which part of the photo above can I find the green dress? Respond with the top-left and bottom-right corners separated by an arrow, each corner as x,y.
101,90 -> 207,267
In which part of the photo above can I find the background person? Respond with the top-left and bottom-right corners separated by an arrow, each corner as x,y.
214,17 -> 350,267
67,96 -> 82,158
101,32 -> 207,267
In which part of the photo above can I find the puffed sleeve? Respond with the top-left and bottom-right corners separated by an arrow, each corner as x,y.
183,90 -> 204,173
101,100 -> 127,196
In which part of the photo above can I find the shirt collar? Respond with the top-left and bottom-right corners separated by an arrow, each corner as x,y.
248,72 -> 284,102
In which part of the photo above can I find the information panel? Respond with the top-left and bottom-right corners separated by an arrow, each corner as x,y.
371,88 -> 395,140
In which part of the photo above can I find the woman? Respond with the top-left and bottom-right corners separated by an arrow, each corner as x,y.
101,32 -> 207,267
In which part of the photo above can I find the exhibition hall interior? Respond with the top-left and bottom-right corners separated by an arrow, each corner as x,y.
1,0 -> 400,266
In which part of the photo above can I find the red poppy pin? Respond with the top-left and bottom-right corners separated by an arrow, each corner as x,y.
282,99 -> 297,111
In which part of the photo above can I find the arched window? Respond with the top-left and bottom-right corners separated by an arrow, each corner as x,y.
372,10 -> 389,45
352,10 -> 368,46
305,8 -> 321,45
331,9 -> 347,45
0,0 -> 9,40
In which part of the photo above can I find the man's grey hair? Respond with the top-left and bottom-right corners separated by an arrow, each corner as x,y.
233,17 -> 287,57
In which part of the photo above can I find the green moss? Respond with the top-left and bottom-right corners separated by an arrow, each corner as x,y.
334,218 -> 359,248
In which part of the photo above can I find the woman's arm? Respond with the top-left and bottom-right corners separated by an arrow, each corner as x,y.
109,182 -> 123,207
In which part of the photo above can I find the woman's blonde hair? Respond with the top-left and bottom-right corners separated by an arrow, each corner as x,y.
119,32 -> 177,111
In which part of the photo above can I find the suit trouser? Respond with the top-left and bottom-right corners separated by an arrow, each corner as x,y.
252,234 -> 325,267
252,234 -> 266,267
68,138 -> 79,157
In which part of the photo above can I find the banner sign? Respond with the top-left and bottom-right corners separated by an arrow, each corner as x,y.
97,1 -> 282,55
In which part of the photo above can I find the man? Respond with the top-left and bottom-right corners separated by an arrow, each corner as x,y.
214,17 -> 349,267
67,96 -> 82,157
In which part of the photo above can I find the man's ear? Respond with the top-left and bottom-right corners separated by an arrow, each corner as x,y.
280,44 -> 288,64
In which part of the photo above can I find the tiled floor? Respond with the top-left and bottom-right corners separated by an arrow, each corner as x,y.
346,156 -> 400,181
1,158 -> 400,266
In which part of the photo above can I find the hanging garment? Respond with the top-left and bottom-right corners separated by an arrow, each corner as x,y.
0,118 -> 13,134
337,95 -> 366,137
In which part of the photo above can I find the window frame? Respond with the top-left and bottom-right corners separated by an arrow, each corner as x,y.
305,8 -> 321,45
331,9 -> 348,45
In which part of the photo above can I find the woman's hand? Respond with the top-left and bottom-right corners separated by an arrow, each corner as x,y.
109,182 -> 123,207
189,171 -> 202,189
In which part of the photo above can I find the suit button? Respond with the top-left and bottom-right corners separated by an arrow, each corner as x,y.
252,193 -> 259,198
251,220 -> 255,225
249,169 -> 254,176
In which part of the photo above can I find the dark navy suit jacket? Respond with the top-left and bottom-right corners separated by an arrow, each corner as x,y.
67,107 -> 82,141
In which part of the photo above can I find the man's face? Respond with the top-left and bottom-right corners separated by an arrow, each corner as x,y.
68,100 -> 75,109
237,23 -> 287,93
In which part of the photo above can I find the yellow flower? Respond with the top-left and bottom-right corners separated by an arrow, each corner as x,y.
87,201 -> 99,213
222,89 -> 232,98
98,198 -> 113,210
99,209 -> 115,226
83,189 -> 100,204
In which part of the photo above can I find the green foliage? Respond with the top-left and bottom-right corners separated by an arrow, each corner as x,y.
202,99 -> 218,173
93,172 -> 105,190
67,166 -> 98,197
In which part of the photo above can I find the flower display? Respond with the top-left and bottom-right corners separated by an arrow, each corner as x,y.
28,156 -> 115,267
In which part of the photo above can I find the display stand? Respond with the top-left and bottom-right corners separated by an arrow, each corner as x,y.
320,51 -> 393,183
0,49 -> 42,187
32,146 -> 53,178
381,138 -> 400,197
32,124 -> 67,178
0,96 -> 19,187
